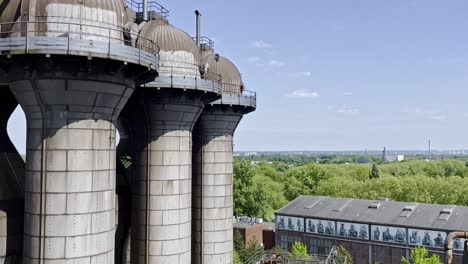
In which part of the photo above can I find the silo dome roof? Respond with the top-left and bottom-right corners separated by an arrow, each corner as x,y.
139,18 -> 201,67
0,0 -> 21,24
0,0 -> 22,35
202,50 -> 243,94
29,0 -> 128,28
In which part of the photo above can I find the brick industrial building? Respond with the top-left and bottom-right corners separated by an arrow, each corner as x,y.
276,196 -> 468,264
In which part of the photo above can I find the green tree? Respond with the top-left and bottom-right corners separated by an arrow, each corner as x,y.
234,230 -> 245,252
336,246 -> 353,264
290,241 -> 310,260
402,246 -> 441,264
234,161 -> 268,218
241,239 -> 263,263
369,163 -> 380,179
233,250 -> 241,264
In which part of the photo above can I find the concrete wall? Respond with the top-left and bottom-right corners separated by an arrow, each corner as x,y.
0,87 -> 25,263
130,89 -> 207,264
192,106 -> 243,264
7,59 -> 134,264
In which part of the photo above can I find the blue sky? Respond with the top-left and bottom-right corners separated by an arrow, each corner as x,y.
7,0 -> 468,152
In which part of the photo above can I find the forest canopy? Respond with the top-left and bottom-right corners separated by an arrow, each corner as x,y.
233,157 -> 468,221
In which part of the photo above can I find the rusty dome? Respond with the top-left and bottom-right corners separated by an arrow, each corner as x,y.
202,50 -> 243,94
22,0 -> 128,40
0,0 -> 21,34
139,18 -> 201,77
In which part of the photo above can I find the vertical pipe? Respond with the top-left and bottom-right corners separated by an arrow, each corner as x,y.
143,0 -> 148,21
195,10 -> 201,48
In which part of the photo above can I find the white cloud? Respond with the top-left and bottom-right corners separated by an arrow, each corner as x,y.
247,56 -> 260,63
336,108 -> 360,115
429,115 -> 447,121
287,90 -> 320,99
251,40 -> 272,49
289,71 -> 312,77
343,92 -> 353,96
269,60 -> 286,67
415,108 -> 447,121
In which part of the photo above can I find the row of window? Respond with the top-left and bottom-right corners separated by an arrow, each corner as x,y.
276,214 -> 465,250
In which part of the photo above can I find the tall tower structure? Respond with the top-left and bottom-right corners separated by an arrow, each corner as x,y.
0,0 -> 158,263
192,49 -> 256,264
124,16 -> 222,263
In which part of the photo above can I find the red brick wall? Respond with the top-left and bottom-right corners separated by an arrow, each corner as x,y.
263,229 -> 276,250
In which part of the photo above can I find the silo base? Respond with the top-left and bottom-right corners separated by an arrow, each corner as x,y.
7,57 -> 135,264
130,89 -> 215,264
192,106 -> 244,264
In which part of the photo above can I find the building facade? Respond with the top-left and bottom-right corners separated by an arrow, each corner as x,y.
276,196 -> 468,264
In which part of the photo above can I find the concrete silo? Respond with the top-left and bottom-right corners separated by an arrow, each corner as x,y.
0,0 -> 158,263
125,15 -> 222,264
192,49 -> 256,264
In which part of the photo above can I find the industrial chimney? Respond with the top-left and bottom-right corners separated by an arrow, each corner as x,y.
195,10 -> 201,48
143,0 -> 148,21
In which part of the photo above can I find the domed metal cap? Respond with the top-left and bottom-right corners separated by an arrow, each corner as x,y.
30,0 -> 128,27
21,0 -> 128,41
0,0 -> 21,33
139,18 -> 201,77
202,50 -> 243,94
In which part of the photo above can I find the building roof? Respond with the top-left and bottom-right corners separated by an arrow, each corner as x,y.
276,196 -> 468,232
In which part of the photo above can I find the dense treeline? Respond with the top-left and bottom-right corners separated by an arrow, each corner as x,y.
236,154 -> 383,165
233,158 -> 468,221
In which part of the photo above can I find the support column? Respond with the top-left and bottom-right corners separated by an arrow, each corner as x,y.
8,58 -> 134,264
0,87 -> 25,263
192,106 -> 243,264
130,89 -> 207,264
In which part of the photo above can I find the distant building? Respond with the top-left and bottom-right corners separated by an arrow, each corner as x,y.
384,154 -> 405,162
275,196 -> 468,264
234,217 -> 276,249
382,147 -> 405,162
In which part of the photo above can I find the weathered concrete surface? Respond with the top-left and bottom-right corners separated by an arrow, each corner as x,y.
7,57 -> 135,264
192,106 -> 244,264
129,89 -> 216,264
0,87 -> 25,263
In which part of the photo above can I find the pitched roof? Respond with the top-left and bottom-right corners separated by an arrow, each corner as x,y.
276,196 -> 468,231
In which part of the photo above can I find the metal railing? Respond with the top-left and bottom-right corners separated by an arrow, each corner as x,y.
192,36 -> 215,51
125,0 -> 169,18
216,89 -> 257,108
0,21 -> 160,68
144,64 -> 223,93
245,247 -> 342,264
158,64 -> 222,82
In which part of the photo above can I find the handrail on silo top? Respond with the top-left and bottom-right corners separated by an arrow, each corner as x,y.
125,0 -> 169,18
0,21 -> 160,68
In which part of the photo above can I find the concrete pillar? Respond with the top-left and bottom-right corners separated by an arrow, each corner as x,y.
7,58 -> 135,264
192,106 -> 244,264
0,87 -> 25,263
130,89 -> 209,264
